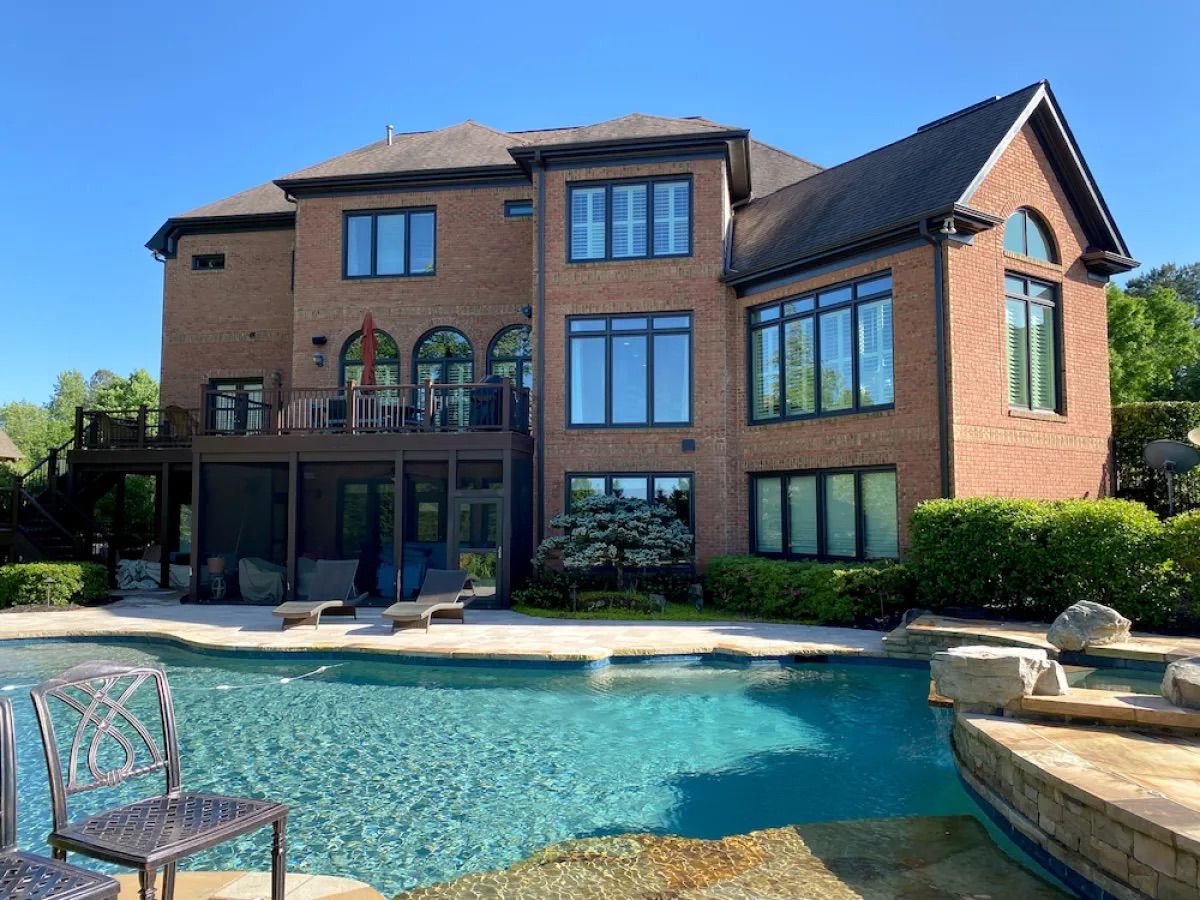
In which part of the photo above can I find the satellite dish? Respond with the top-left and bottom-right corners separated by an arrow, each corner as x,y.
1143,440 -> 1200,474
1143,440 -> 1200,516
1189,427 -> 1200,447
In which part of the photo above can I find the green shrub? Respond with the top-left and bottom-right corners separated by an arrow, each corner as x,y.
0,562 -> 110,608
703,555 -> 908,625
1167,510 -> 1200,619
909,497 -> 1180,627
1113,401 -> 1200,516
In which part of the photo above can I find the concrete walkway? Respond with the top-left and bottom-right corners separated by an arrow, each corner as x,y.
0,597 -> 884,663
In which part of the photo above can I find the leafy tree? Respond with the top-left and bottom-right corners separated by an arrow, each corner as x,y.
90,369 -> 159,411
1107,284 -> 1200,403
534,494 -> 693,591
1128,262 -> 1200,317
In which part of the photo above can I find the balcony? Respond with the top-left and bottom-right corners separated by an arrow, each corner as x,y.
75,381 -> 531,450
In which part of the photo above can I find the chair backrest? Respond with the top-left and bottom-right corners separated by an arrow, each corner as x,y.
308,559 -> 359,602
30,662 -> 180,831
417,569 -> 470,605
0,696 -> 15,851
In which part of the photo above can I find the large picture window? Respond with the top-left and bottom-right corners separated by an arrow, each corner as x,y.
750,468 -> 898,560
569,178 -> 691,262
568,313 -> 691,427
749,273 -> 893,423
567,472 -> 694,528
344,208 -> 436,278
1005,273 -> 1059,412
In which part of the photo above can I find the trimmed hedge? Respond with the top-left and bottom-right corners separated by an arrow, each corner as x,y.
909,498 -> 1189,628
703,556 -> 913,625
1168,510 -> 1200,608
511,565 -> 693,610
1113,401 -> 1200,516
0,562 -> 110,609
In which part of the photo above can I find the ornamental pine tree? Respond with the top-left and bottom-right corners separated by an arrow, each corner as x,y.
534,494 -> 693,590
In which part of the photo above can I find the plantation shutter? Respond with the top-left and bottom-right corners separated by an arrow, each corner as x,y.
1005,299 -> 1029,407
750,327 -> 781,420
856,298 -> 894,406
861,471 -> 899,559
653,181 -> 689,255
1029,304 -> 1056,410
787,475 -> 818,555
570,187 -> 606,260
611,184 -> 647,257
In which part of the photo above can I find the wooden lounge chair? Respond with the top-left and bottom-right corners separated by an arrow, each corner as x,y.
272,559 -> 367,630
1,695 -> 121,900
382,568 -> 475,632
29,662 -> 288,900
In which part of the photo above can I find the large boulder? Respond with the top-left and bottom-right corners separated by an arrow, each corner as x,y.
1047,601 -> 1131,652
931,646 -> 1068,710
1163,658 -> 1200,710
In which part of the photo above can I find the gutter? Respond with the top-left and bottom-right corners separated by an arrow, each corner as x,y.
534,150 -> 547,541
919,220 -> 952,498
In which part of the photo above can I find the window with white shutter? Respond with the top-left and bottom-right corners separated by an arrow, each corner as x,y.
653,181 -> 690,256
1005,273 -> 1059,412
567,178 -> 691,262
611,184 -> 647,257
570,187 -> 606,260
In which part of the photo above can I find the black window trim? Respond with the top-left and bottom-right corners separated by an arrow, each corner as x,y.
746,270 -> 895,426
339,328 -> 402,387
749,465 -> 899,562
342,206 -> 437,279
566,175 -> 694,263
565,311 -> 694,429
191,253 -> 225,271
487,324 -> 533,386
504,199 -> 533,218
565,470 -> 696,531
412,326 -> 474,384
1004,207 -> 1059,263
1004,270 -> 1063,413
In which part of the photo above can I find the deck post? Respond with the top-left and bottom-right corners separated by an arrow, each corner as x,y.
159,462 -> 171,590
137,405 -> 148,448
424,379 -> 435,431
346,380 -> 357,434
501,378 -> 512,432
73,406 -> 84,450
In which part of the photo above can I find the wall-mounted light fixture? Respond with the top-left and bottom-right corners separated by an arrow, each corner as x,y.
312,335 -> 328,347
939,216 -> 957,236
519,304 -> 533,319
313,352 -> 326,368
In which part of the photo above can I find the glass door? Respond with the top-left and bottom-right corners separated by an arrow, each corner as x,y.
453,498 -> 501,605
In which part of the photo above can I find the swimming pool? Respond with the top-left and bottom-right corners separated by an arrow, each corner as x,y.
3,640 -> 1028,893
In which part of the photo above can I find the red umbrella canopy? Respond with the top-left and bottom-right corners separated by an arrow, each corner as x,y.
359,312 -> 377,386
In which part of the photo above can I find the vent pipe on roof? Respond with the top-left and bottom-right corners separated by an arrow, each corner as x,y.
386,125 -> 394,146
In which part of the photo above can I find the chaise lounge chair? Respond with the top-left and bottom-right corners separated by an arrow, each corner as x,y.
1,695 -> 121,900
381,569 -> 475,632
272,559 -> 367,630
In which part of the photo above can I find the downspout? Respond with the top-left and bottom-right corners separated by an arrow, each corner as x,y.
919,220 -> 952,498
534,151 -> 547,540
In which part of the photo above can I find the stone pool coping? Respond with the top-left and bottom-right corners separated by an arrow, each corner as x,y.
0,598 -> 886,667
954,712 -> 1200,899
111,870 -> 382,900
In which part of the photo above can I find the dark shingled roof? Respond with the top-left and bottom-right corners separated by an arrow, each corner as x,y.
178,180 -> 294,219
729,83 -> 1045,277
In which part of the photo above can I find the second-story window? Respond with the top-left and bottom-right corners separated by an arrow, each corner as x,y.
344,208 -> 436,278
748,272 -> 894,423
569,178 -> 691,262
1005,273 -> 1060,412
568,313 -> 691,427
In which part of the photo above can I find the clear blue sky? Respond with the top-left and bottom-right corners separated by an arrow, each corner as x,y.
1,1 -> 1196,405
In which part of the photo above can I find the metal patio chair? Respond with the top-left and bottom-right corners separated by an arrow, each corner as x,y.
30,662 -> 288,900
1,695 -> 119,900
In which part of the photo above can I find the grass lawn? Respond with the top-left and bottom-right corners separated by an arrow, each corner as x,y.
512,602 -> 816,624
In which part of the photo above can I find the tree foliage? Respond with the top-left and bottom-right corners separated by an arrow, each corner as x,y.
534,494 -> 693,590
1107,284 -> 1200,403
1128,262 -> 1200,315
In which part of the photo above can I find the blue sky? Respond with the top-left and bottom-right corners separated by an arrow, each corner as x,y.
1,1 -> 1196,405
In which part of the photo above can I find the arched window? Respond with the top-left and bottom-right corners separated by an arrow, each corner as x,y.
413,328 -> 474,385
340,329 -> 400,386
488,325 -> 532,389
1003,208 -> 1057,262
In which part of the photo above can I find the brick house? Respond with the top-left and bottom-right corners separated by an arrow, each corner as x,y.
32,80 -> 1134,605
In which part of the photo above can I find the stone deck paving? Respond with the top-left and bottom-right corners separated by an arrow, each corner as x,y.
0,597 -> 884,663
112,871 -> 382,900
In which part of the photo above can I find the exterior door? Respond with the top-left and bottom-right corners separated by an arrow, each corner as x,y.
453,497 -> 501,606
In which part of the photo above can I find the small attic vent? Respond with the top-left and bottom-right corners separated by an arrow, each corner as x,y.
917,96 -> 1001,132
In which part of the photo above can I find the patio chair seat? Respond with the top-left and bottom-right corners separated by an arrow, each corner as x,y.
51,792 -> 286,868
0,850 -> 118,900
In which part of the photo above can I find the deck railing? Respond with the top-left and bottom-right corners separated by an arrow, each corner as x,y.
73,381 -> 531,449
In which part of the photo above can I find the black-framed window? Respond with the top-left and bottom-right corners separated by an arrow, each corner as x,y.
505,199 -> 533,218
414,328 -> 473,385
751,467 -> 898,561
568,313 -> 691,427
749,272 -> 893,423
340,329 -> 400,387
488,325 -> 532,390
1005,273 -> 1060,412
344,208 -> 436,278
568,177 -> 691,262
567,472 -> 694,529
1003,208 -> 1057,263
192,253 -> 225,271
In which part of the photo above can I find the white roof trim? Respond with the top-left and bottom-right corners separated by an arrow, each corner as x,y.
956,84 -> 1046,208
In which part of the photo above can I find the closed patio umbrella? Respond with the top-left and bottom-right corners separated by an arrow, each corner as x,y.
359,311 -> 377,386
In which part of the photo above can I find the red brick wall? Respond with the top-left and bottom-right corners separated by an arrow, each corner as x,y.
946,124 -> 1112,499
160,229 -> 295,409
537,158 -> 734,565
290,186 -> 534,388
732,246 -> 942,554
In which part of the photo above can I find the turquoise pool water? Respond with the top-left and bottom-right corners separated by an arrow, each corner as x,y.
5,640 -> 981,893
